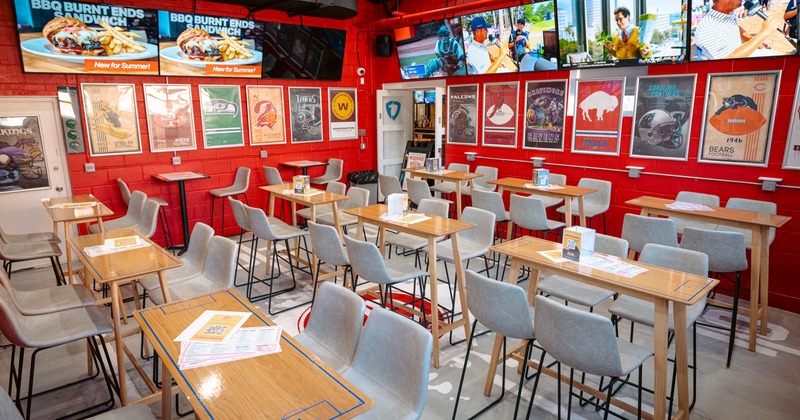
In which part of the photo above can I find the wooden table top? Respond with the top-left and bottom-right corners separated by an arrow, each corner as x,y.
626,196 -> 790,228
492,236 -> 717,305
135,289 -> 372,419
280,160 -> 328,169
42,194 -> 114,223
403,168 -> 483,182
489,177 -> 597,197
344,204 -> 475,237
260,184 -> 349,205
69,228 -> 182,284
152,172 -> 211,183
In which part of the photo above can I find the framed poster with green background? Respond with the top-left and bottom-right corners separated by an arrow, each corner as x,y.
199,85 -> 245,149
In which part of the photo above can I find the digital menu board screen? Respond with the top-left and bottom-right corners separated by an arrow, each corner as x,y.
14,0 -> 159,75
395,18 -> 468,79
158,11 -> 264,78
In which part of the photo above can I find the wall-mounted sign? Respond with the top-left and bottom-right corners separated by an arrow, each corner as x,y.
288,87 -> 323,143
247,86 -> 286,145
199,85 -> 244,148
56,86 -> 85,154
80,83 -> 142,156
328,88 -> 357,141
143,84 -> 196,152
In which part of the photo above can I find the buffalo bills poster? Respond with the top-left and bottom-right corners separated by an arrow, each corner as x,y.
142,84 -> 196,152
482,82 -> 518,148
288,87 -> 323,143
571,78 -> 625,156
699,71 -> 780,167
247,86 -> 285,145
630,75 -> 696,161
523,80 -> 567,151
199,85 -> 244,148
447,84 -> 478,145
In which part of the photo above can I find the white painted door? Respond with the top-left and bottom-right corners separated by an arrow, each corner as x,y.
0,97 -> 72,269
376,89 -> 412,197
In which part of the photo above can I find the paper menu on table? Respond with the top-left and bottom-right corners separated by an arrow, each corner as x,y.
178,326 -> 282,370
174,311 -> 251,344
48,201 -> 97,209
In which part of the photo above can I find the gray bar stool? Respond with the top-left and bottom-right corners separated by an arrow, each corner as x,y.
209,166 -> 251,237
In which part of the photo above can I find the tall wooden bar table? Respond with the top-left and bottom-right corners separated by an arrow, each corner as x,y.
491,236 -> 718,420
403,167 -> 483,219
152,171 -> 210,255
488,177 -> 597,228
626,195 -> 791,352
280,160 -> 328,176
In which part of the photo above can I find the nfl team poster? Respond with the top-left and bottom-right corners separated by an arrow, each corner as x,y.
199,85 -> 244,148
783,72 -> 800,170
698,71 -> 780,167
142,84 -> 196,152
288,87 -> 323,143
80,83 -> 142,156
247,86 -> 285,145
630,75 -> 696,161
328,88 -> 358,141
523,80 -> 567,151
447,84 -> 478,145
571,78 -> 625,155
482,82 -> 518,148
0,115 -> 50,193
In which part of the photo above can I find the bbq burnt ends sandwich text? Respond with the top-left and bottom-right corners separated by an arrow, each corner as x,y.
42,17 -> 146,56
177,28 -> 253,62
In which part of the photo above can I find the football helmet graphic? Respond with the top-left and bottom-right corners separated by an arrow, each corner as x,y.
637,109 -> 684,148
295,109 -> 320,133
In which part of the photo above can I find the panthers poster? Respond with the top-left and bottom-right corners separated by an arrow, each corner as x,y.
247,86 -> 285,145
630,75 -> 696,161
199,85 -> 244,148
523,80 -> 567,151
288,87 -> 323,143
143,84 -> 196,153
482,82 -> 518,148
447,84 -> 477,145
699,71 -> 780,167
571,78 -> 624,155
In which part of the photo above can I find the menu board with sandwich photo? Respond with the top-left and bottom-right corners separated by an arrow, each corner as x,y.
14,0 -> 159,75
157,11 -> 264,78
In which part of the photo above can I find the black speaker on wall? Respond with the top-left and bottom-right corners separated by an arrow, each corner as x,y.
376,34 -> 393,57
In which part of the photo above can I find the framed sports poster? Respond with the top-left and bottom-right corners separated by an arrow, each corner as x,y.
482,82 -> 519,148
0,115 -> 50,193
199,85 -> 245,148
288,87 -> 323,143
571,78 -> 624,156
784,72 -> 800,170
246,86 -> 286,145
698,71 -> 780,167
80,83 -> 142,156
523,80 -> 567,151
328,88 -> 357,140
142,84 -> 196,153
447,84 -> 478,145
630,75 -> 696,161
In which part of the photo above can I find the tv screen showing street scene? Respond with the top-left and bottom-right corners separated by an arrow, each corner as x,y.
690,0 -> 797,61
460,8 -> 519,74
395,18 -> 467,79
557,0 -> 688,69
507,1 -> 559,72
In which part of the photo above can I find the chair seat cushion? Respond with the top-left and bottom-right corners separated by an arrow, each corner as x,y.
267,219 -> 309,241
386,232 -> 445,252
16,305 -> 112,348
296,205 -> 333,221
555,202 -> 606,218
608,295 -> 706,331
90,216 -> 136,233
615,338 -> 654,377
2,231 -> 60,244
341,367 -> 420,420
537,276 -> 615,308
461,184 -> 496,196
209,186 -> 247,197
716,225 -> 774,249
381,258 -> 428,284
538,196 -> 564,208
0,242 -> 61,260
429,181 -> 458,194
295,333 -> 349,373
89,404 -> 157,420
147,274 -> 224,305
137,261 -> 203,291
434,240 -> 488,263
15,285 -> 96,315
317,212 -> 359,227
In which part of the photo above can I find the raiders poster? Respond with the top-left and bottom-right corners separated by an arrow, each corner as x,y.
523,80 -> 567,151
447,84 -> 477,145
288,87 -> 323,143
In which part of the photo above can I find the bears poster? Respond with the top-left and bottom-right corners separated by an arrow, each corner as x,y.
482,82 -> 518,148
630,74 -> 696,161
572,78 -> 624,155
699,71 -> 780,167
447,84 -> 478,145
288,87 -> 323,143
523,80 -> 567,151
247,86 -> 285,145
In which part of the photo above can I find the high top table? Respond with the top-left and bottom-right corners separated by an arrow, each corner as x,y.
280,160 -> 328,176
626,195 -> 791,352
403,167 -> 483,219
488,177 -> 597,229
152,171 -> 211,255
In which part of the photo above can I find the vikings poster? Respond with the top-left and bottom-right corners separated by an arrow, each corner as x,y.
571,78 -> 624,156
247,86 -> 285,145
699,71 -> 780,167
0,116 -> 49,193
482,82 -> 518,148
199,85 -> 244,148
523,80 -> 567,151
288,87 -> 323,143
630,75 -> 696,161
783,73 -> 800,170
447,84 -> 478,145
143,84 -> 196,152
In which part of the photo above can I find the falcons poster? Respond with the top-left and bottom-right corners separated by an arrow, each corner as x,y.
288,87 -> 323,143
142,84 -> 196,153
482,82 -> 519,148
699,71 -> 780,167
447,84 -> 478,145
247,86 -> 285,145
523,80 -> 567,151
571,78 -> 624,155
630,75 -> 696,161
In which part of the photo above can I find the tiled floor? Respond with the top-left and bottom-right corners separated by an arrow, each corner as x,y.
2,233 -> 800,419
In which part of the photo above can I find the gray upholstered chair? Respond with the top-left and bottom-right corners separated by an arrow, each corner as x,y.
386,199 -> 449,267
453,270 -> 537,419
407,178 -> 452,211
536,173 -> 567,208
210,166 -> 251,236
509,194 -> 565,240
310,158 -> 343,185
341,307 -> 432,420
620,213 -> 678,259
316,186 -> 369,235
307,221 -> 351,304
263,166 -> 287,220
0,287 -> 115,420
89,190 -> 146,233
717,197 -> 778,248
0,240 -> 63,285
0,267 -> 94,316
0,223 -> 59,244
680,227 -> 748,367
378,174 -> 402,202
555,178 -> 612,232
295,282 -> 365,373
533,295 -> 653,419
461,165 -> 498,197
429,162 -> 470,197
296,181 -> 346,222
131,198 -> 161,238
137,222 -> 214,293
118,178 -> 172,248
671,191 -> 720,235
470,190 -> 510,240
228,197 -> 255,287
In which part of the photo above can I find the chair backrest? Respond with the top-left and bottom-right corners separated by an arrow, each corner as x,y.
0,286 -> 31,347
448,162 -> 470,172
680,227 -> 748,273
133,198 -> 161,238
349,307 -> 432,416
379,174 -> 402,198
460,207 -> 496,249
639,243 -> 708,277
117,178 -> 132,206
231,166 -> 251,192
126,190 -> 147,220
676,191 -> 720,207
243,204 -> 279,241
576,178 -> 612,211
549,173 -> 567,185
471,190 -> 507,222
407,178 -> 432,205
343,235 -> 394,285
327,181 -> 347,195
228,197 -> 251,231
325,158 -> 344,181
621,213 -> 678,254
307,221 -> 348,266
182,222 -> 214,270
465,270 -> 534,340
341,186 -> 369,211
594,233 -> 629,259
726,197 -> 777,244
416,199 -> 449,219
0,268 -> 23,312
510,194 -> 550,231
304,282 -> 365,366
473,166 -> 498,190
534,295 -> 626,377
201,236 -> 238,288
263,166 -> 283,186
0,390 -> 23,420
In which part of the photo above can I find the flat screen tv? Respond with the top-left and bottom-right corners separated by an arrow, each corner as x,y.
460,8 -> 519,74
262,22 -> 346,80
395,18 -> 468,79
557,0 -> 688,69
507,1 -> 560,72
